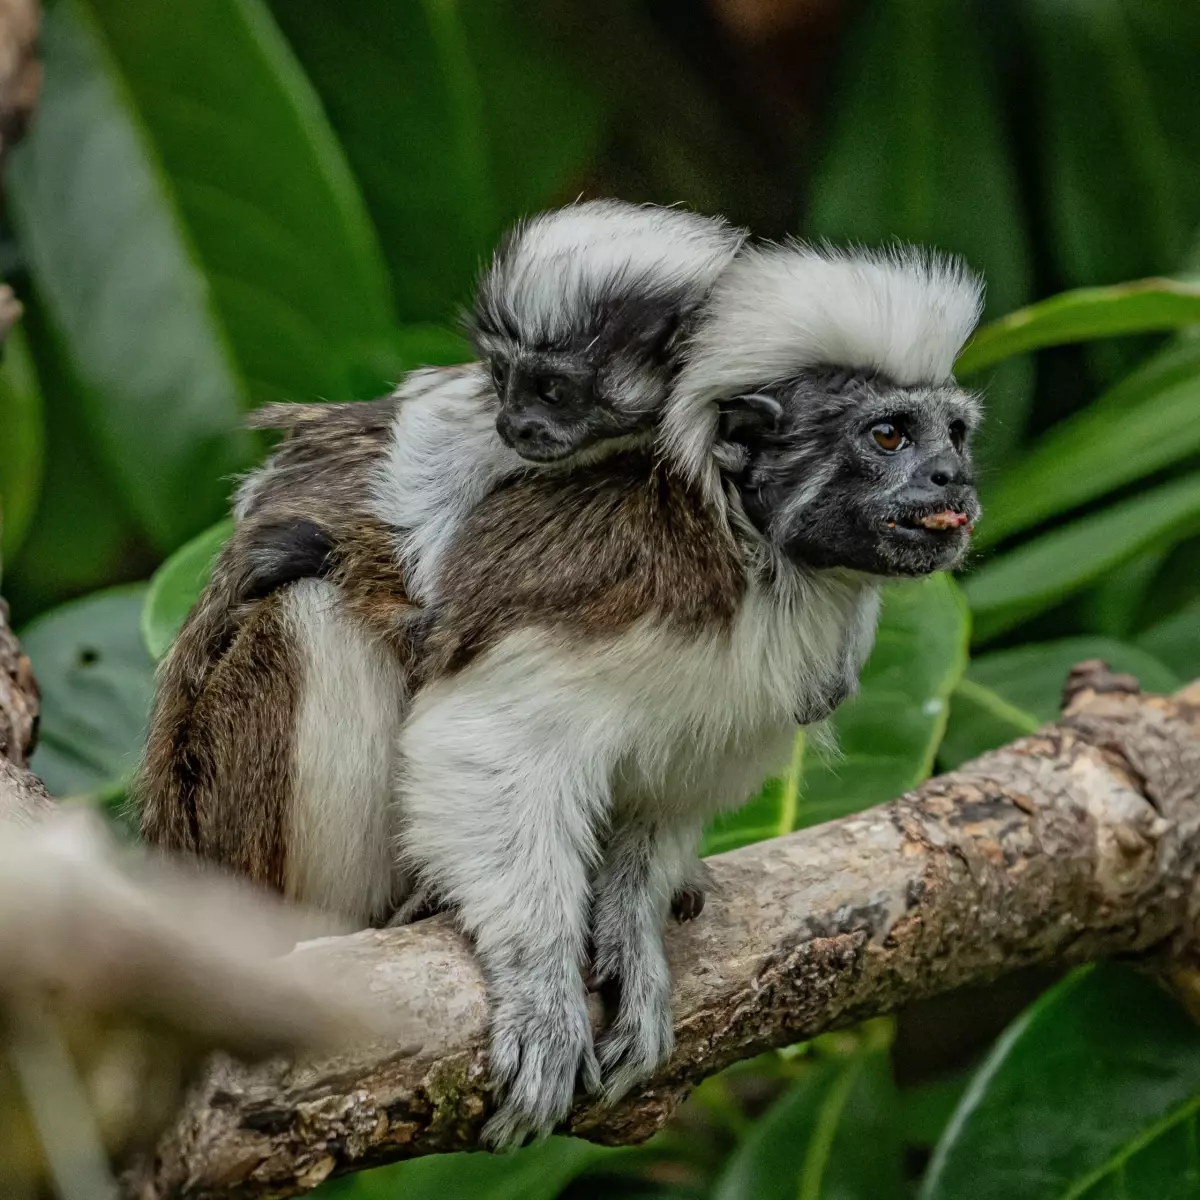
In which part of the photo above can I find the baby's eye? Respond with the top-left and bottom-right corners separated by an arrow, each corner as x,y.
950,419 -> 967,452
538,376 -> 567,405
871,421 -> 909,452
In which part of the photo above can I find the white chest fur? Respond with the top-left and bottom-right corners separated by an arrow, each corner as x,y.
404,566 -> 879,830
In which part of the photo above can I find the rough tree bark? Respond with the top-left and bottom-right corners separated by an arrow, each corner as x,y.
124,665 -> 1200,1199
0,0 -> 38,345
0,597 -> 55,824
0,0 -> 40,816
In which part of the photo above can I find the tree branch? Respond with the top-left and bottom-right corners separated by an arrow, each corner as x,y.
0,597 -> 54,823
1,597 -> 387,1188
127,665 -> 1200,1199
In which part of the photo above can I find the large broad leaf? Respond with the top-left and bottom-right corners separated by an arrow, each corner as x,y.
1083,549 -> 1172,639
141,519 -> 233,660
0,324 -> 44,563
269,0 -> 607,324
1022,0 -> 1200,291
705,574 -> 969,853
313,1137 -> 610,1200
974,338 -> 1200,550
963,637 -> 1180,722
19,585 -> 154,802
1128,530 -> 1200,633
937,637 -> 1180,771
937,679 -> 1040,775
391,325 -> 473,374
923,964 -> 1200,1200
965,473 -> 1200,644
712,1027 -> 905,1200
3,293 -> 151,623
1138,597 -> 1200,682
807,0 -> 1032,470
7,0 -> 396,548
956,278 -> 1200,378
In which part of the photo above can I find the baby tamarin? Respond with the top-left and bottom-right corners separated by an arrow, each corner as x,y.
391,242 -> 984,1145
137,201 -> 745,927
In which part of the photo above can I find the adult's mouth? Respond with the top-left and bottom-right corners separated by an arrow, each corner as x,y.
885,508 -> 974,538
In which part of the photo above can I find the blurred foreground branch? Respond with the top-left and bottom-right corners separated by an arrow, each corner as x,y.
0,603 -> 389,1195
127,664 -> 1200,1198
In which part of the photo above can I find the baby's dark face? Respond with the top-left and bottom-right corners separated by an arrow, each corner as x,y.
724,370 -> 982,577
471,286 -> 687,464
486,351 -> 642,463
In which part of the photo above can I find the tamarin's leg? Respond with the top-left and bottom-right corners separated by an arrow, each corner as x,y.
395,671 -> 608,1147
590,820 -> 697,1098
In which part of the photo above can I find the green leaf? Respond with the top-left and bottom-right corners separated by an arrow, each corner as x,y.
269,0 -> 607,324
705,574 -> 969,853
0,323 -> 45,563
901,1074 -> 971,1149
1129,530 -> 1200,633
965,473 -> 1200,644
937,678 -> 1040,773
807,0 -> 1032,469
1138,597 -> 1200,681
938,638 -> 1179,771
966,637 -> 1181,722
391,325 -> 473,373
974,338 -> 1200,550
19,585 -> 154,801
313,1137 -> 611,1200
923,965 -> 1200,1200
1083,550 -> 1171,638
7,0 -> 396,547
712,1028 -> 905,1200
1022,0 -> 1200,291
2,292 -> 151,623
956,278 -> 1200,377
142,519 -> 233,660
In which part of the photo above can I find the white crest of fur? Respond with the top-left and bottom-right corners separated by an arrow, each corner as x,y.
486,199 -> 745,343
662,241 -> 985,494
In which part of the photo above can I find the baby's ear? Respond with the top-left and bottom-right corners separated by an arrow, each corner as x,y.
628,306 -> 682,367
717,391 -> 783,443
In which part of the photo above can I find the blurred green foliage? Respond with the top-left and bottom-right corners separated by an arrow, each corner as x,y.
3,0 -> 1200,1195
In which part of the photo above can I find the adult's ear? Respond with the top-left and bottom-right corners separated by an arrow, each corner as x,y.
717,391 -> 783,442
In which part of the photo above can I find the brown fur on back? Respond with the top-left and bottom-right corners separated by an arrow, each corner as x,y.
242,395 -> 417,650
139,593 -> 299,888
138,396 -> 419,888
422,450 -> 745,679
240,396 -> 397,522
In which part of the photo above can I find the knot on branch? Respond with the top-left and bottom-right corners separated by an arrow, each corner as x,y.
1062,658 -> 1141,712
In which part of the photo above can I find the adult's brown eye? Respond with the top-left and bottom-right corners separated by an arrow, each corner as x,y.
490,361 -> 508,393
872,422 -> 906,452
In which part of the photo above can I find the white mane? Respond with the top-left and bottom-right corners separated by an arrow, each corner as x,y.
661,241 -> 984,496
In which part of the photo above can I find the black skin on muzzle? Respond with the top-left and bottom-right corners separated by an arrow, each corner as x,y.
720,369 -> 982,577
